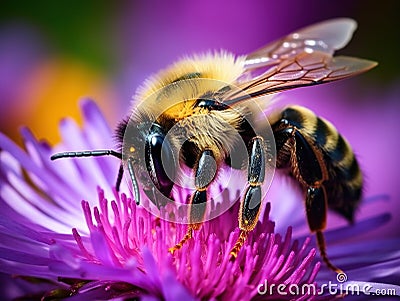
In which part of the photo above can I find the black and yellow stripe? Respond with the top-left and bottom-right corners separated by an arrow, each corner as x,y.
274,105 -> 363,222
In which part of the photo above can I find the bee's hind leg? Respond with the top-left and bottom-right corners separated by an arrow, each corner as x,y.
272,111 -> 342,273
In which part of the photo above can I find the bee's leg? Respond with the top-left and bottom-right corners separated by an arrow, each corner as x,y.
115,164 -> 124,192
272,121 -> 342,273
169,149 -> 217,253
230,136 -> 265,259
127,157 -> 141,205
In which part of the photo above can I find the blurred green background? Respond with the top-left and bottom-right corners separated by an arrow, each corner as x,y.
0,0 -> 399,145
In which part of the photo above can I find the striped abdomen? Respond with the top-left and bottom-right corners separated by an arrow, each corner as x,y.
274,105 -> 362,222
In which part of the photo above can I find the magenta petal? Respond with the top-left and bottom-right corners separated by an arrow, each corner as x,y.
141,247 -> 163,294
90,229 -> 119,267
0,247 -> 51,265
0,132 -> 81,201
80,99 -> 114,148
324,213 -> 391,242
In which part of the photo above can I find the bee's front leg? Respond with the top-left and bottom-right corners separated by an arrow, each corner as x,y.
169,149 -> 217,253
230,136 -> 266,259
115,164 -> 124,192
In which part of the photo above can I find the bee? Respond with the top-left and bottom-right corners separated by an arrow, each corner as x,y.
51,18 -> 377,273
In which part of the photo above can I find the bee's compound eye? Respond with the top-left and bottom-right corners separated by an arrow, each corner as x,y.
145,133 -> 176,198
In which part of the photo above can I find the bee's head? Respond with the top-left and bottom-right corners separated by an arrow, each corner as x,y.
116,116 -> 177,206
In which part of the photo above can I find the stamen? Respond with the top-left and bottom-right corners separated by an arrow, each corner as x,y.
72,228 -> 95,261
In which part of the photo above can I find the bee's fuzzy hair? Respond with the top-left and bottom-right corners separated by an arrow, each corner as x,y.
133,51 -> 246,105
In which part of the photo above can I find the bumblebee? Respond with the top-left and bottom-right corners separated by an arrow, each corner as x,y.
51,18 -> 377,272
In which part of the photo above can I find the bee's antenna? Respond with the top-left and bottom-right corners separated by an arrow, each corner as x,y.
50,150 -> 122,161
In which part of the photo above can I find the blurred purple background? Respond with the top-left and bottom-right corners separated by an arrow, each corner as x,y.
1,0 -> 399,238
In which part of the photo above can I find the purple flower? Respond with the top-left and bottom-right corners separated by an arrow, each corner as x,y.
0,100 -> 399,300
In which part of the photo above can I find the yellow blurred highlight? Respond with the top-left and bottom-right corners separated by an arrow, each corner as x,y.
5,57 -> 117,146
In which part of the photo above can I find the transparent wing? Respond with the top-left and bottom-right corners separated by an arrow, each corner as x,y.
243,18 -> 358,70
221,18 -> 377,104
223,51 -> 377,104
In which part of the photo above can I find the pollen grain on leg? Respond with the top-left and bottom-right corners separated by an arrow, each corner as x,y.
169,226 -> 193,253
229,230 -> 248,260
